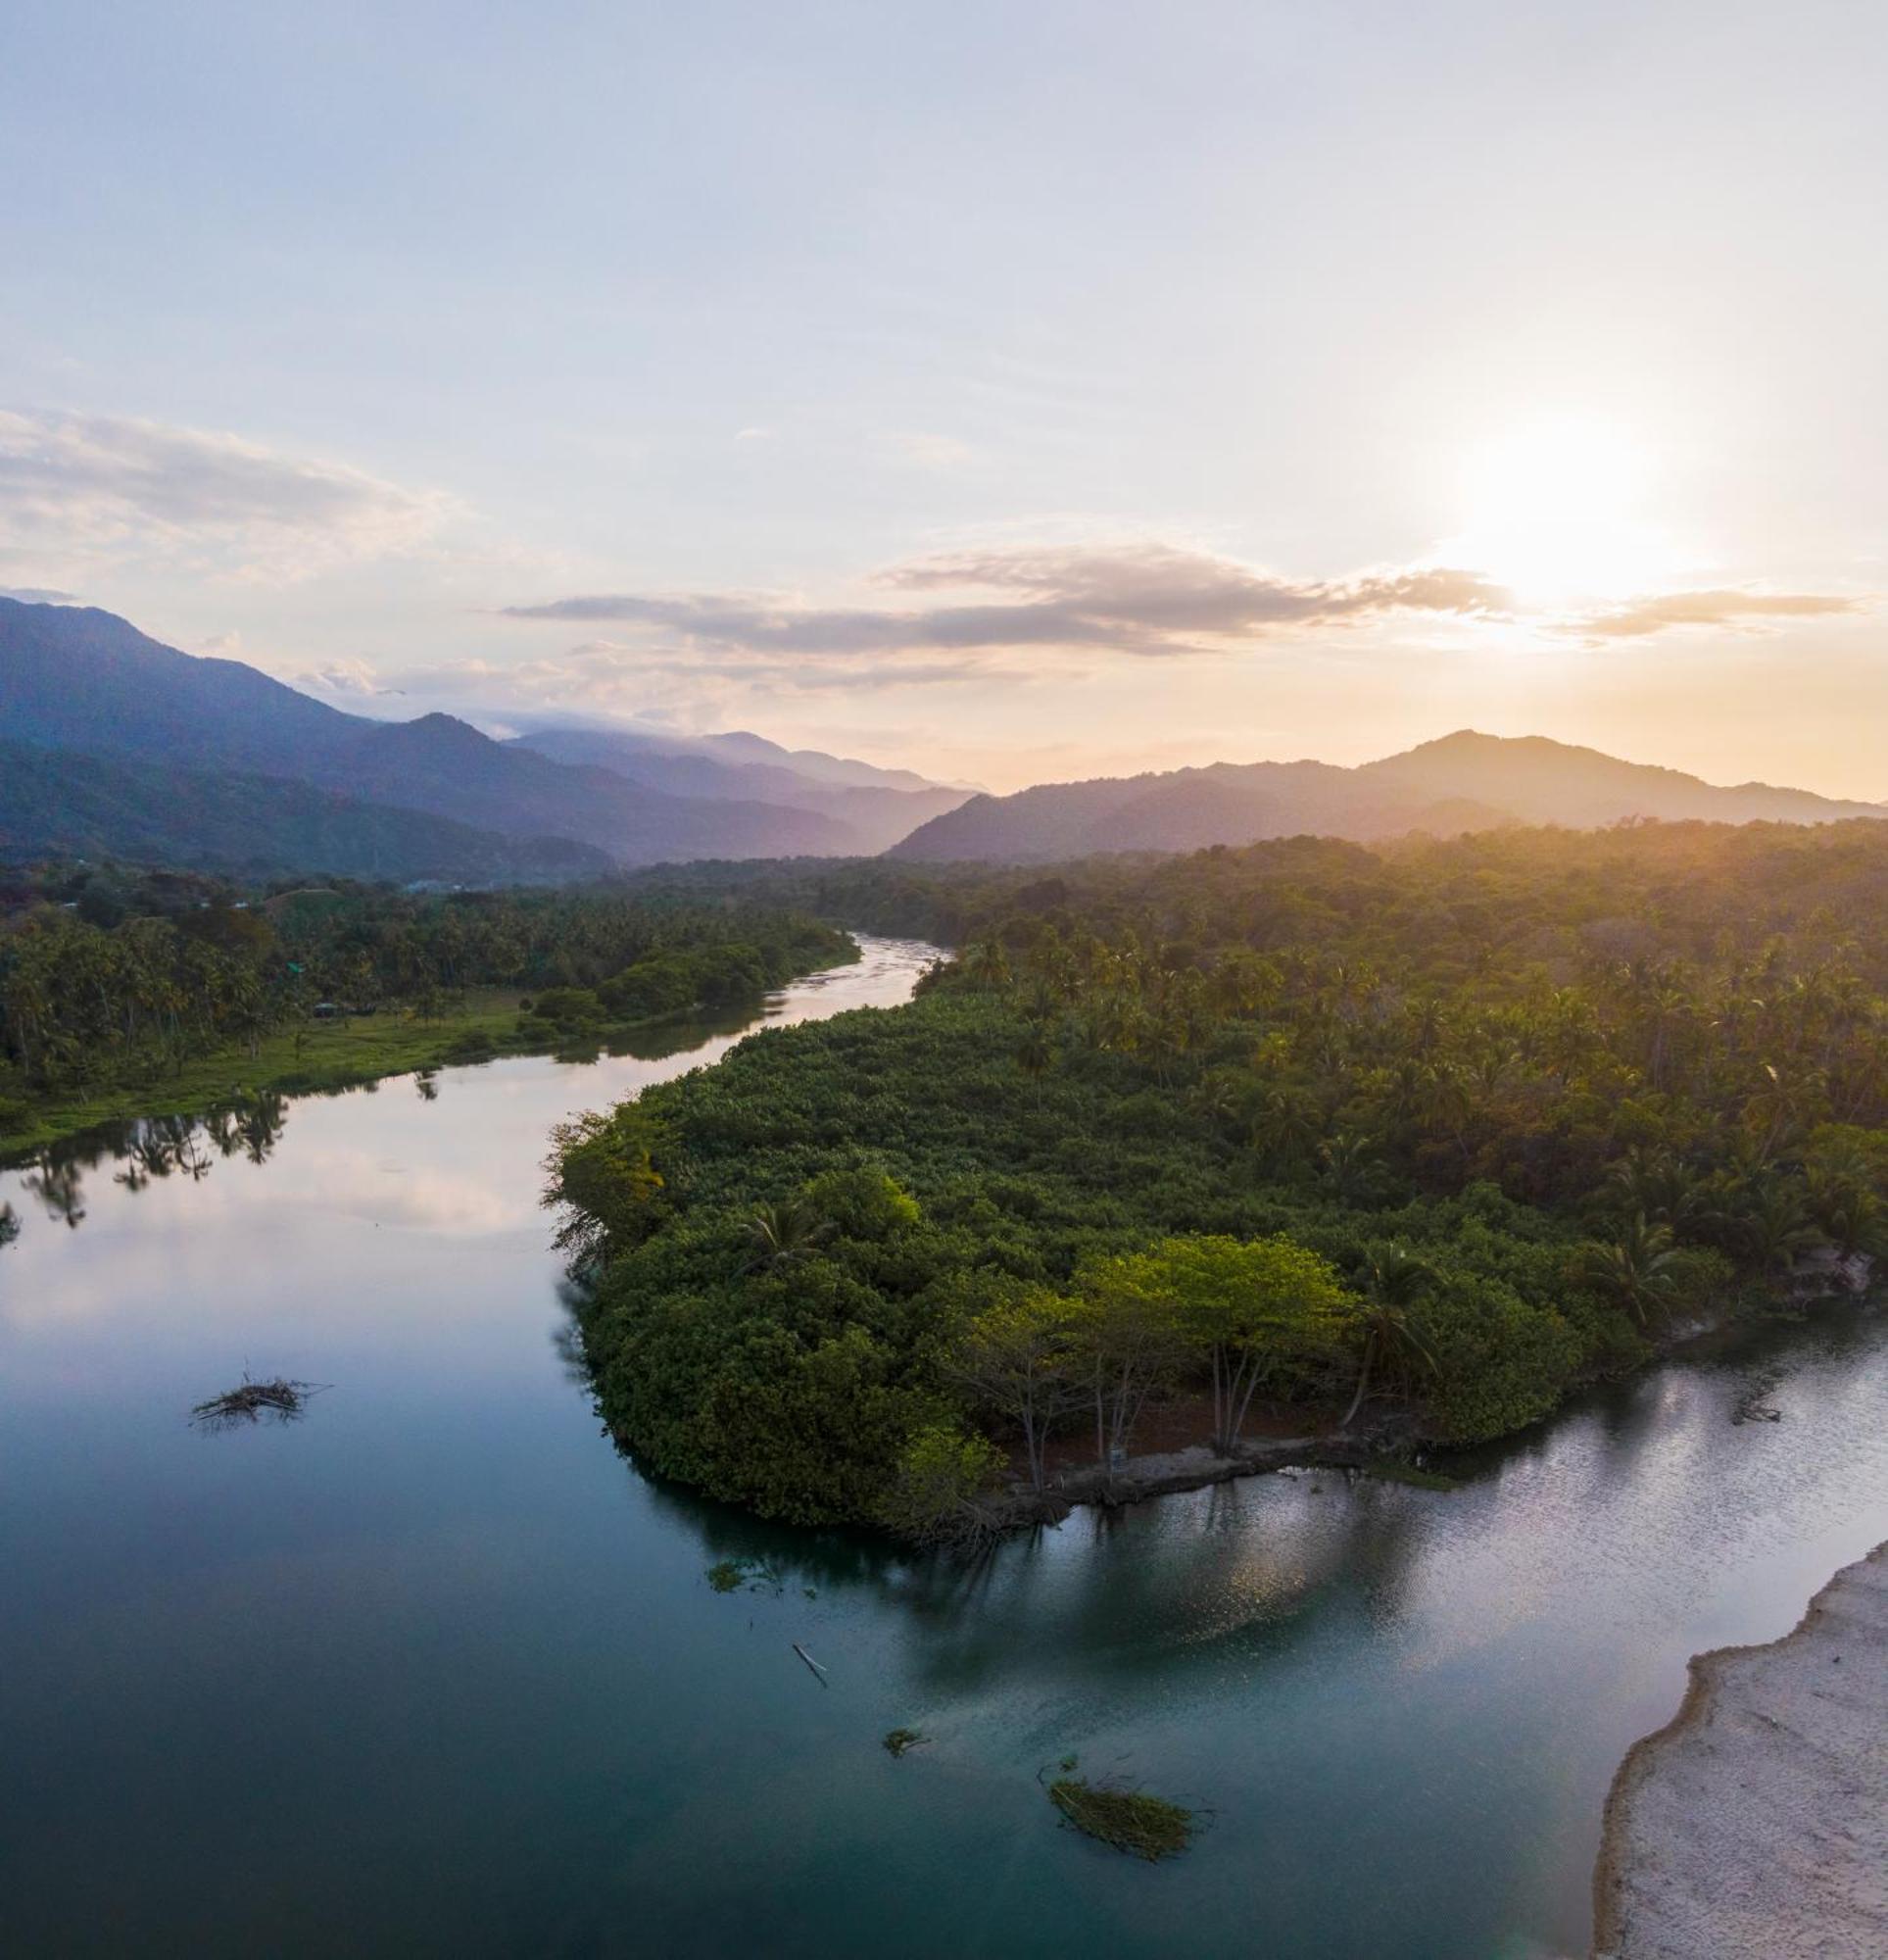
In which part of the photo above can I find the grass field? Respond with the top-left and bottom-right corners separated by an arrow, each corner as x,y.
0,992 -> 539,1159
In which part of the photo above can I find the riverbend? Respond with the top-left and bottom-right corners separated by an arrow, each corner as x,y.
4,937 -> 1885,1958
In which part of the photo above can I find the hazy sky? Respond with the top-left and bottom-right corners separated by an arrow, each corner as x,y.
3,1 -> 1883,793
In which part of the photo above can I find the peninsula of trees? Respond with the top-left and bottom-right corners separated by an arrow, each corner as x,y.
555,820 -> 1888,1535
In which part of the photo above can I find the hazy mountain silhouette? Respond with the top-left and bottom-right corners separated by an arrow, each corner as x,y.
0,739 -> 614,882
509,725 -> 970,854
889,731 -> 1884,862
13,601 -> 1879,877
0,599 -> 880,865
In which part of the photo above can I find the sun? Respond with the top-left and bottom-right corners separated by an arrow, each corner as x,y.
1450,414 -> 1674,607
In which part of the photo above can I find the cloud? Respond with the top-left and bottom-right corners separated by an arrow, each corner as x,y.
500,543 -> 1514,661
295,656 -> 398,698
0,408 -> 457,578
1570,588 -> 1862,640
886,431 -> 976,468
0,584 -> 80,603
286,636 -> 1037,736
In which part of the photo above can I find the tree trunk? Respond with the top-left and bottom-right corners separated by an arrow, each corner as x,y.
1340,1341 -> 1375,1431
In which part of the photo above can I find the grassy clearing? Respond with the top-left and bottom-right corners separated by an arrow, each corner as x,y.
1047,1779 -> 1195,1861
0,992 -> 531,1158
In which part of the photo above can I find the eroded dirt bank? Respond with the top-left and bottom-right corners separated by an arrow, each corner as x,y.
1592,1540 -> 1888,1959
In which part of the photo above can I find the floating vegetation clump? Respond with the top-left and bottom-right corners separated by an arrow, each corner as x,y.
1047,1779 -> 1194,1861
882,1728 -> 928,1758
704,1555 -> 784,1595
190,1374 -> 323,1430
1359,1457 -> 1461,1492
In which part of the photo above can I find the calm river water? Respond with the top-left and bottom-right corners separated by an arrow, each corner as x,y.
4,935 -> 1885,1959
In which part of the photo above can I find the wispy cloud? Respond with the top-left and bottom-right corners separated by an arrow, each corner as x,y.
293,656 -> 400,698
886,431 -> 976,468
0,408 -> 458,579
1569,588 -> 1862,640
500,543 -> 1515,659
293,640 -> 1033,729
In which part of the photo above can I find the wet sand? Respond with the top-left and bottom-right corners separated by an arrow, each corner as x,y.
1592,1540 -> 1888,1959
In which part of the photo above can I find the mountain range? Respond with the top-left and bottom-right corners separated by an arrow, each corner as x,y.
4,598 -> 1880,881
0,738 -> 615,884
504,724 -> 967,852
890,732 -> 1886,861
0,599 -> 966,877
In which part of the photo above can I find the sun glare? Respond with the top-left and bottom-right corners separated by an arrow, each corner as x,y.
1452,415 -> 1674,607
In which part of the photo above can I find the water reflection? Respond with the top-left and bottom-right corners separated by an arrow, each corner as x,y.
8,1088 -> 294,1231
3,937 -> 1884,1960
0,993 -> 804,1230
22,1152 -> 87,1229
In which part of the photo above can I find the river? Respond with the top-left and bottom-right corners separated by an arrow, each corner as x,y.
3,934 -> 1885,1959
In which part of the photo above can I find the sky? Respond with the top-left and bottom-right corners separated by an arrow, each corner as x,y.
2,0 -> 1884,795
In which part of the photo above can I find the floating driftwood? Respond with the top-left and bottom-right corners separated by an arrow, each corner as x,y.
1046,1777 -> 1196,1861
190,1374 -> 325,1430
792,1642 -> 829,1685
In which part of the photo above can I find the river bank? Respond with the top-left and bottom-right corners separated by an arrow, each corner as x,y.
0,989 -> 530,1160
1592,1539 -> 1888,1959
0,960 -> 854,1164
992,1270 -> 1875,1528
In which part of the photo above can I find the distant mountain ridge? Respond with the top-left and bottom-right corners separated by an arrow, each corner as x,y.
0,739 -> 614,883
508,725 -> 969,854
10,600 -> 1879,881
889,730 -> 1885,862
0,600 -> 958,871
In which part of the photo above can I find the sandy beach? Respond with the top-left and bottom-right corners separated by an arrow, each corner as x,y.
1592,1540 -> 1888,1959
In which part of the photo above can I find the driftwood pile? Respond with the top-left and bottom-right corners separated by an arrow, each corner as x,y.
190,1374 -> 323,1429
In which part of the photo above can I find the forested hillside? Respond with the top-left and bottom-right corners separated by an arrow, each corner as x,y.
557,821 -> 1888,1533
0,739 -> 614,882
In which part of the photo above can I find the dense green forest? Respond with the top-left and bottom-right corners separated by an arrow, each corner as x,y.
558,820 -> 1888,1536
0,860 -> 852,1144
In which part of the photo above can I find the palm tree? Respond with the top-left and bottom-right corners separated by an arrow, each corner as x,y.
1605,1146 -> 1700,1230
1736,1180 -> 1824,1277
1319,1131 -> 1389,1204
1807,1170 -> 1883,1260
1575,1213 -> 1681,1327
742,1199 -> 835,1273
959,940 -> 1012,990
1014,1021 -> 1053,1102
1251,1086 -> 1320,1168
1341,1249 -> 1438,1429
